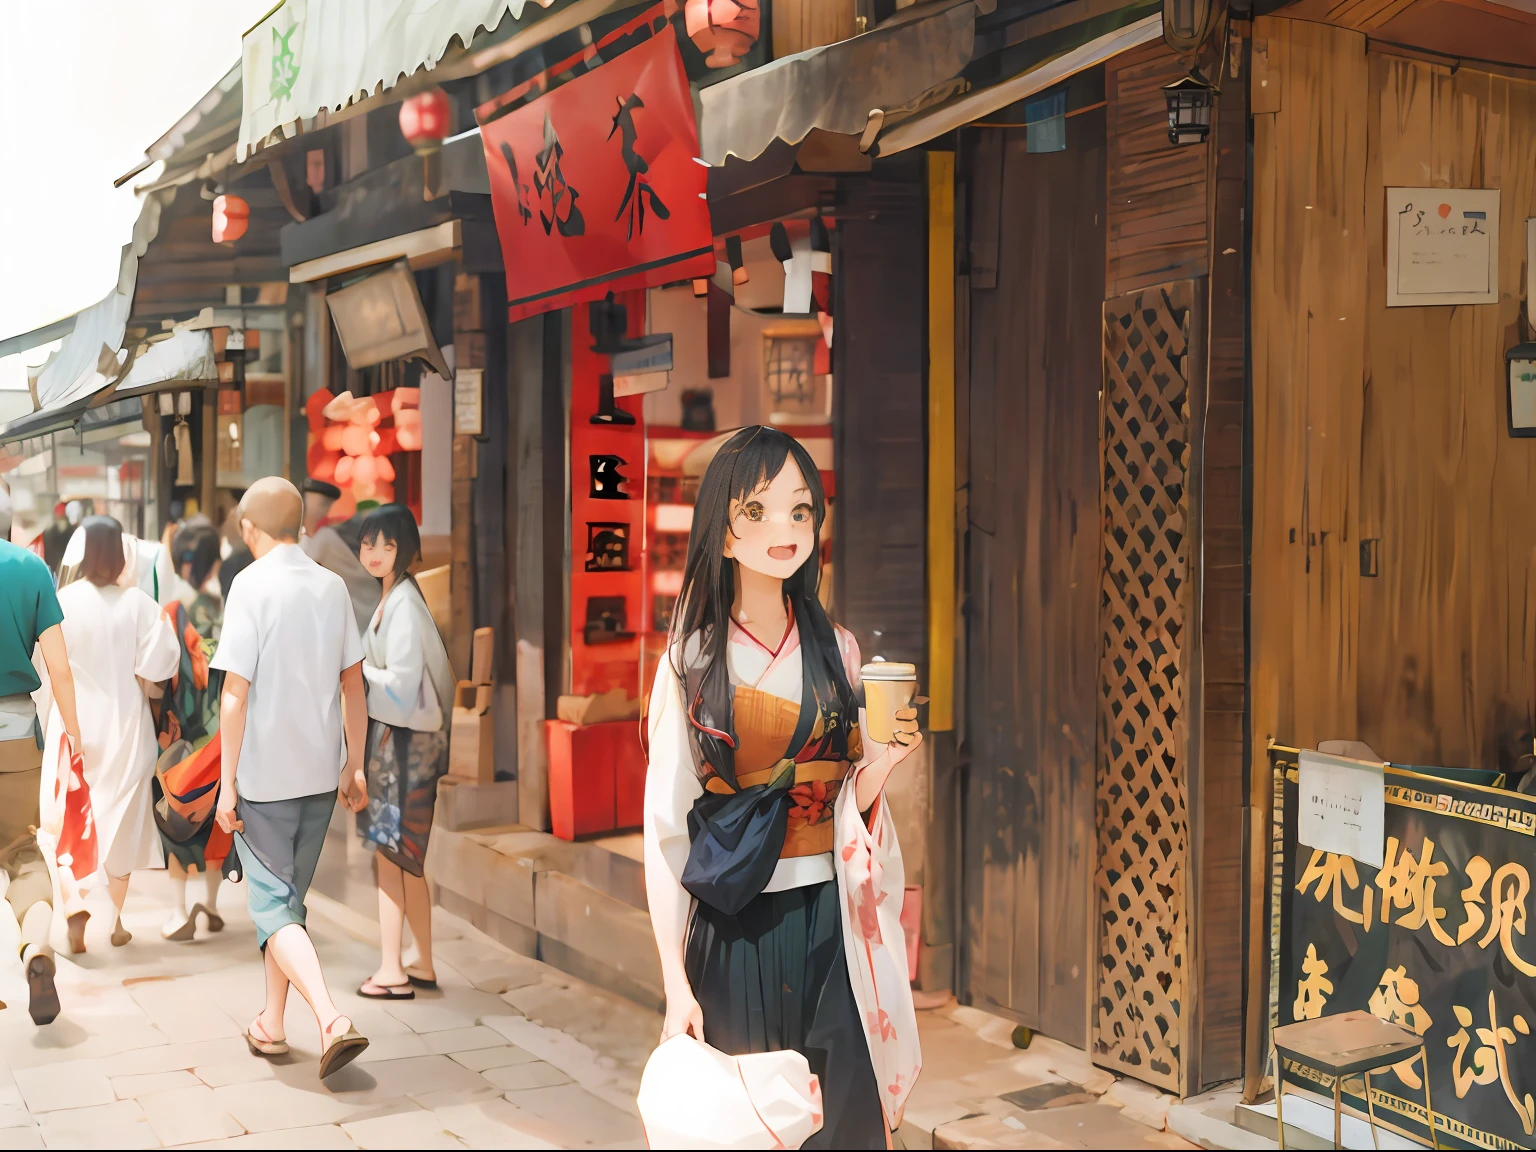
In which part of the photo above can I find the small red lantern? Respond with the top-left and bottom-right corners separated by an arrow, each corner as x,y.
399,89 -> 451,155
211,194 -> 249,244
684,0 -> 760,68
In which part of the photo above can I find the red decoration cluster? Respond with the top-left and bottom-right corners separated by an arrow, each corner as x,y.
304,387 -> 423,520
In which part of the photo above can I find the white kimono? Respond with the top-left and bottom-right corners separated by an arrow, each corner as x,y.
36,582 -> 179,888
362,580 -> 454,731
644,620 -> 922,1129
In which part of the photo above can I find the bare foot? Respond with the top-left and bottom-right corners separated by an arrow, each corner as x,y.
66,912 -> 89,955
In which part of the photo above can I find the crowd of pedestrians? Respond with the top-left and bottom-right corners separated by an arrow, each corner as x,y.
0,474 -> 454,1082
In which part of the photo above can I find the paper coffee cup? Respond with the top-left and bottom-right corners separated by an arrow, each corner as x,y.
861,661 -> 917,745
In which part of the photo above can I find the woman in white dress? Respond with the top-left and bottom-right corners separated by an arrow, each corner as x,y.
39,517 -> 179,951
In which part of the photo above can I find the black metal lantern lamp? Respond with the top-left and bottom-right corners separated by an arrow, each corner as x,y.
1163,72 -> 1217,145
1161,0 -> 1225,146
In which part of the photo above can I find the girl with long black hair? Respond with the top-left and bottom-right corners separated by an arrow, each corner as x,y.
643,426 -> 924,1148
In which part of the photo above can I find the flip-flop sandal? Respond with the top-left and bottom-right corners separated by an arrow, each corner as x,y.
201,906 -> 226,933
405,972 -> 438,991
245,1019 -> 289,1057
357,980 -> 414,1000
26,954 -> 59,1026
162,913 -> 196,942
111,924 -> 132,948
319,1024 -> 369,1079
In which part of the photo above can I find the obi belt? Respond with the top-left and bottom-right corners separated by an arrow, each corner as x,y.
682,682 -> 861,917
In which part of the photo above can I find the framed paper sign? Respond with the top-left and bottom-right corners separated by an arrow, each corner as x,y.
1387,187 -> 1500,306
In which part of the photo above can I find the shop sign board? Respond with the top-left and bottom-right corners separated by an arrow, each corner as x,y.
1279,757 -> 1536,1148
479,22 -> 714,323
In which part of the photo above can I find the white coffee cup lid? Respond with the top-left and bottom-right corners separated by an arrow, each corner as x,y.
861,661 -> 916,680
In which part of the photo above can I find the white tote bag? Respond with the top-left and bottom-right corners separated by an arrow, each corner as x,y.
638,1034 -> 824,1149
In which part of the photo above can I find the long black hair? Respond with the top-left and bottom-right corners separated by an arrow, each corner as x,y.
670,426 -> 857,788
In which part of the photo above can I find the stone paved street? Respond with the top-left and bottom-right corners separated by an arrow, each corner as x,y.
0,860 -> 1222,1150
0,870 -> 656,1149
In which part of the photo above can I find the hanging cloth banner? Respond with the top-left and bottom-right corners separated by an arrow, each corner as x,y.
478,21 -> 714,322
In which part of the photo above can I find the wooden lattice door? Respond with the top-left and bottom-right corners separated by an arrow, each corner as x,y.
1095,281 -> 1199,1093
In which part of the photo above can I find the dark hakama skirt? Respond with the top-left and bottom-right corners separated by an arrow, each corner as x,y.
685,879 -> 885,1149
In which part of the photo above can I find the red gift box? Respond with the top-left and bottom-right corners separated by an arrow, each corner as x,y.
546,718 -> 646,841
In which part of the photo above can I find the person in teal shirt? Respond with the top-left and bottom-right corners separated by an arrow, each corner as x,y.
0,476 -> 83,1025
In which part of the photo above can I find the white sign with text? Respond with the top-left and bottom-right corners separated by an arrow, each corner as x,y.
1387,187 -> 1500,307
1298,749 -> 1385,868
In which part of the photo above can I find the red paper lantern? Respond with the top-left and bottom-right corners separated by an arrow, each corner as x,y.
211,195 -> 249,244
684,0 -> 760,68
399,89 -> 451,155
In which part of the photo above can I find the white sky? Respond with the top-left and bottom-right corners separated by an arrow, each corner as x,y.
0,1 -> 274,389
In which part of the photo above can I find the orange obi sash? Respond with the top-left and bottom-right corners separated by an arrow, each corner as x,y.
696,684 -> 859,860
704,758 -> 850,858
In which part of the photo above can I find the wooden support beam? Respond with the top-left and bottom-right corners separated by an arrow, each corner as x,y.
288,220 -> 461,284
927,151 -> 956,733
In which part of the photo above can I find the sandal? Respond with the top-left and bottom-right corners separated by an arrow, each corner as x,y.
319,1017 -> 368,1079
357,979 -> 414,1001
199,905 -> 225,933
405,968 -> 438,991
162,912 -> 196,942
245,1016 -> 289,1057
111,922 -> 132,948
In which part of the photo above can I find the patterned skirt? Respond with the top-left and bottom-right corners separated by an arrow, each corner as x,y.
357,720 -> 448,877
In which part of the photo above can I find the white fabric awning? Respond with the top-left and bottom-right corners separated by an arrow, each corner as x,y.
24,189 -> 171,412
875,13 -> 1164,155
238,0 -> 554,159
112,330 -> 218,398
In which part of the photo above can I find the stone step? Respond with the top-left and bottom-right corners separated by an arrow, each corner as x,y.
427,823 -> 662,1012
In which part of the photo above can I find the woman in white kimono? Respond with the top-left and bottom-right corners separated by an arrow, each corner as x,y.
644,427 -> 923,1147
353,505 -> 454,1000
39,517 -> 179,950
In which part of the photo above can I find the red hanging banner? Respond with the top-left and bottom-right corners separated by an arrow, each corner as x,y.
479,23 -> 715,323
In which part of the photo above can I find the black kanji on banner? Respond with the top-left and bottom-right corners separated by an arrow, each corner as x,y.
609,94 -> 670,241
534,111 -> 584,238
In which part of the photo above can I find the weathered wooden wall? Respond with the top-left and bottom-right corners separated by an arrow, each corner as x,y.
1251,18 -> 1536,781
1106,41 -> 1210,297
961,107 -> 1106,1048
1248,33 -> 1536,1084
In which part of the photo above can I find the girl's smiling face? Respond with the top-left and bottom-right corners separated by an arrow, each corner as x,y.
359,534 -> 398,580
723,457 -> 816,580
